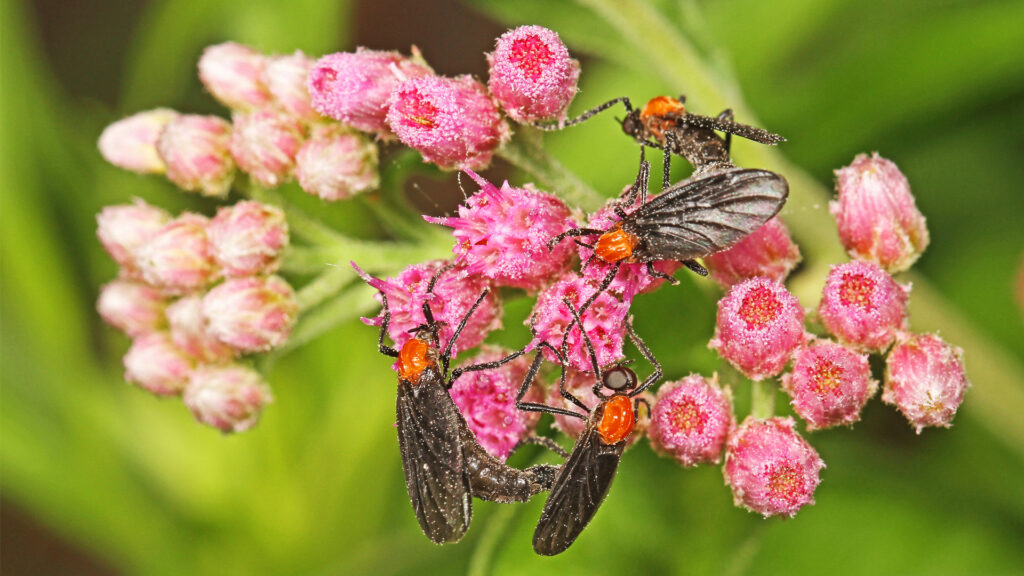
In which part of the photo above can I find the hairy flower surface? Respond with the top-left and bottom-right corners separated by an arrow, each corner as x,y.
705,217 -> 802,288
648,374 -> 733,467
184,364 -> 274,433
166,294 -> 234,363
425,171 -> 575,292
208,201 -> 289,276
230,109 -> 305,188
202,275 -> 298,353
818,260 -> 908,352
97,279 -> 168,337
487,25 -> 580,123
308,48 -> 432,133
386,74 -> 509,170
263,51 -> 317,121
198,42 -> 271,111
295,124 -> 379,200
136,213 -> 217,293
123,332 -> 193,396
831,152 -> 929,273
782,340 -> 877,430
96,199 -> 172,273
709,277 -> 806,380
98,109 -> 177,174
882,333 -> 969,433
723,417 -> 824,518
157,114 -> 235,197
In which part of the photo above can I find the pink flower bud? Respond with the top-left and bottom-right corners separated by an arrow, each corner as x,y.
545,368 -> 651,447
97,279 -> 168,337
831,152 -> 930,273
882,333 -> 969,433
424,171 -> 575,292
295,124 -> 379,200
308,48 -> 432,134
818,260 -> 909,352
229,109 -> 305,188
136,213 -> 217,293
96,199 -> 172,272
487,26 -> 580,123
98,109 -> 177,174
355,261 -> 500,356
165,294 -> 234,362
198,42 -> 271,111
529,273 -> 629,373
723,417 -> 824,518
781,340 -> 877,431
386,75 -> 510,171
157,114 -> 236,197
184,364 -> 274,433
648,374 -> 733,467
123,332 -> 193,396
709,277 -> 806,381
705,217 -> 802,288
450,347 -> 541,461
207,201 -> 289,276
202,275 -> 298,353
263,51 -> 317,121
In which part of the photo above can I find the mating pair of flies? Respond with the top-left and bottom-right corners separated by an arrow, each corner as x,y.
363,95 -> 789,555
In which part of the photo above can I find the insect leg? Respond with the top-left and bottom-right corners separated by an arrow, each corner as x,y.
633,397 -> 652,425
662,131 -> 676,191
512,435 -> 570,460
626,320 -> 662,396
680,259 -> 709,277
547,227 -> 606,251
621,151 -> 650,207
531,97 -> 633,131
676,94 -> 687,105
717,108 -> 734,154
439,288 -> 491,377
563,298 -> 606,400
575,263 -> 620,322
516,350 -> 588,419
377,292 -> 399,357
449,345 -> 526,384
645,261 -> 680,286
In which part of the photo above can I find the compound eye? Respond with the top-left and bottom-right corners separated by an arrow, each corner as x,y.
603,367 -> 637,391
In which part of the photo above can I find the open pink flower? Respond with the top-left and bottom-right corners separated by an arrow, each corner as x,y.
705,217 -> 802,288
882,333 -> 969,433
487,25 -> 580,123
818,260 -> 909,352
648,374 -> 733,467
781,339 -> 877,430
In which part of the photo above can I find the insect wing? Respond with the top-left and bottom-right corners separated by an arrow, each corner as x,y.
628,169 -> 788,262
532,425 -> 625,555
681,114 -> 786,145
396,373 -> 472,544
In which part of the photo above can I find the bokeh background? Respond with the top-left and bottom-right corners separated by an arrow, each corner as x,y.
2,0 -> 1023,574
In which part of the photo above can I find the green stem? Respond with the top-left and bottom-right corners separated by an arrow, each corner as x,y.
499,127 -> 604,211
466,505 -> 518,576
295,266 -> 352,312
750,380 -> 775,420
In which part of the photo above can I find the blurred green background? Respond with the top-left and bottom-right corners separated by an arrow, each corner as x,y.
2,0 -> 1023,574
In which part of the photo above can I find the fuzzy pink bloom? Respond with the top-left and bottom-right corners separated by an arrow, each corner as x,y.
648,374 -> 733,467
545,368 -> 651,447
98,109 -> 177,174
97,279 -> 168,337
230,109 -> 305,188
354,261 -> 500,356
96,199 -> 172,273
202,275 -> 297,353
882,333 -> 969,433
487,25 -> 580,123
157,114 -> 236,197
295,124 -> 379,200
818,260 -> 909,352
425,171 -> 575,292
723,417 -> 824,518
166,294 -> 234,363
705,217 -> 802,288
709,277 -> 806,380
386,75 -> 510,171
308,48 -> 432,133
184,364 -> 274,433
136,213 -> 217,293
831,152 -> 929,273
263,51 -> 317,121
207,201 -> 289,276
198,42 -> 271,111
450,347 -> 541,461
123,332 -> 193,396
782,340 -> 877,431
529,273 -> 630,373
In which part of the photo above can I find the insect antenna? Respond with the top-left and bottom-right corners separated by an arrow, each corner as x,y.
625,320 -> 662,396
530,96 -> 633,131
439,287 -> 491,378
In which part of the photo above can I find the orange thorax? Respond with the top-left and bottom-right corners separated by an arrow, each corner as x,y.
397,338 -> 433,384
597,395 -> 635,445
640,95 -> 686,142
595,226 -> 640,263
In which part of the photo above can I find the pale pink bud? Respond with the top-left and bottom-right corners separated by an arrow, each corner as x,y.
229,109 -> 305,188
545,368 -> 651,447
723,417 -> 824,518
165,294 -> 234,363
308,48 -> 432,134
123,332 -> 193,396
831,152 -> 929,273
98,109 -> 177,174
882,333 -> 969,433
709,277 -> 806,380
184,364 -> 274,433
207,201 -> 289,276
96,199 -> 172,272
262,51 -> 317,121
97,279 -> 168,337
157,114 -> 236,197
198,42 -> 271,111
781,340 -> 877,431
648,374 -> 734,466
487,25 -> 580,123
295,124 -> 379,200
202,275 -> 298,353
136,213 -> 217,293
818,260 -> 909,352
705,217 -> 802,288
386,75 -> 510,171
